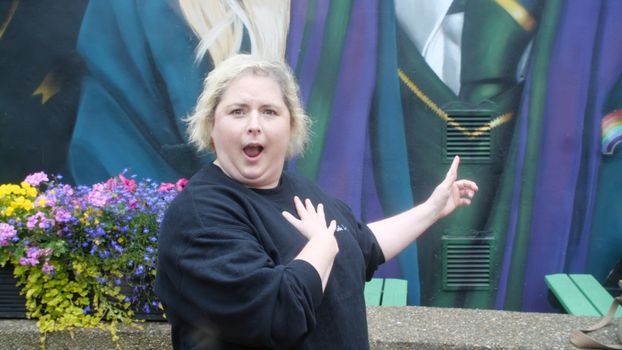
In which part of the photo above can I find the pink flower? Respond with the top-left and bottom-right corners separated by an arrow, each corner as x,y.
128,198 -> 138,209
88,183 -> 110,207
24,172 -> 49,186
119,174 -> 137,193
105,177 -> 117,191
159,182 -> 175,192
0,223 -> 16,246
176,178 -> 188,191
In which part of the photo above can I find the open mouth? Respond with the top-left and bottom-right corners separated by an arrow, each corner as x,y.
243,144 -> 264,158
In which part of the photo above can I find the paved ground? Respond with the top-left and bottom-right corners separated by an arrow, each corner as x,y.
367,306 -> 619,349
0,306 -> 619,349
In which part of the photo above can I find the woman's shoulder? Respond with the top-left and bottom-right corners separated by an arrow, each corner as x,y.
281,170 -> 321,192
282,171 -> 343,205
169,164 -> 251,211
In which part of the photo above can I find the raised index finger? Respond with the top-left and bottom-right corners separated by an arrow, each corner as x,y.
444,155 -> 460,183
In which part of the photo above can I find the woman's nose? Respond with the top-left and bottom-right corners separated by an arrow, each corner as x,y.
246,112 -> 261,134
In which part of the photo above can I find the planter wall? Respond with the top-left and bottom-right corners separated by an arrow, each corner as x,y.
0,265 -> 165,321
0,265 -> 26,318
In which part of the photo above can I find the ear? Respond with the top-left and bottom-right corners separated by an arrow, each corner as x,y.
207,116 -> 216,151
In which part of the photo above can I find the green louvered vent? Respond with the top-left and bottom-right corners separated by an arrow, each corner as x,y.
442,237 -> 492,291
445,113 -> 491,162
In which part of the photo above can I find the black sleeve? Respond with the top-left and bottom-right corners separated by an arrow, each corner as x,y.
334,199 -> 386,281
159,189 -> 323,349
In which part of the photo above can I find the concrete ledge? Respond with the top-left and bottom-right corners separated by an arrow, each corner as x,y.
367,306 -> 619,349
0,306 -> 618,349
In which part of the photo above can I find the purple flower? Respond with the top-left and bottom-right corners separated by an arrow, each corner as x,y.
26,212 -> 50,230
26,247 -> 53,260
19,256 -> 38,266
17,247 -> 54,266
54,209 -> 72,223
112,243 -> 124,253
94,226 -> 106,237
4,170 -> 181,317
0,223 -> 17,246
42,260 -> 55,275
24,172 -> 49,186
35,193 -> 56,207
61,184 -> 73,196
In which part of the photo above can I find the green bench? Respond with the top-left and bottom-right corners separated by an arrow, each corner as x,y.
364,278 -> 408,306
545,273 -> 622,317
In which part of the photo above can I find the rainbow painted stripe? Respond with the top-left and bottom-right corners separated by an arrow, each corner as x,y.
602,108 -> 622,155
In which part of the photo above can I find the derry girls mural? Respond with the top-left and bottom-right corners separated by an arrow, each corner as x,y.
1,0 -> 621,312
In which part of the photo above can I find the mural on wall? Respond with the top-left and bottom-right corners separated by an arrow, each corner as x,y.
1,0 -> 621,312
0,0 -> 86,185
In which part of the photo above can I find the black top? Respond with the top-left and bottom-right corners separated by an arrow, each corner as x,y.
155,163 -> 385,349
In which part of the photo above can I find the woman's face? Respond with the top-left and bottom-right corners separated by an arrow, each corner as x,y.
211,73 -> 291,189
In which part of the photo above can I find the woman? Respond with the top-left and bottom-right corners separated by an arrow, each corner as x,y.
155,54 -> 478,349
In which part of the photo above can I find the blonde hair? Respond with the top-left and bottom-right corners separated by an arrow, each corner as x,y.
186,54 -> 310,157
178,0 -> 290,65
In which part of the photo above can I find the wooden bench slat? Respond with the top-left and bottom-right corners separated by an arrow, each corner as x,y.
544,273 -> 600,316
364,278 -> 383,306
569,274 -> 622,318
381,278 -> 408,306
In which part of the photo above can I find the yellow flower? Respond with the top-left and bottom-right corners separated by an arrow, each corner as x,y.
18,197 -> 34,211
5,207 -> 13,216
20,181 -> 31,189
37,197 -> 47,207
9,196 -> 34,211
0,184 -> 24,197
26,187 -> 37,198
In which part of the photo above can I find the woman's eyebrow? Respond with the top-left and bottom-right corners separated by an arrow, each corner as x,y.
260,102 -> 286,110
223,102 -> 248,108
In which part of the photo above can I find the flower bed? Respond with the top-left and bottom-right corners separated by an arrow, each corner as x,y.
0,172 -> 186,344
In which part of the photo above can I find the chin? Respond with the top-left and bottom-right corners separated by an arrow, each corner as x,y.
243,173 -> 278,189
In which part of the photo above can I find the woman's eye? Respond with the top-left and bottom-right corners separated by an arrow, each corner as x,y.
230,109 -> 244,116
263,109 -> 277,116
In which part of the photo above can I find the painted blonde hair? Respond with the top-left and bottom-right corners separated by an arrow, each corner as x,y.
186,54 -> 310,157
178,0 -> 290,64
